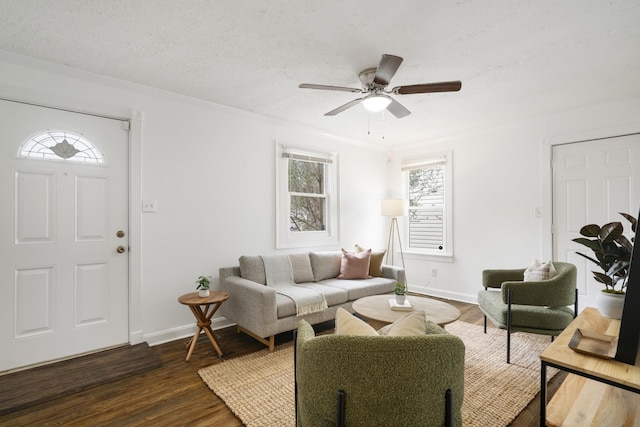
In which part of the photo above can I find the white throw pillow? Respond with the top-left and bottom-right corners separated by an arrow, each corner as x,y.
524,259 -> 557,281
386,310 -> 427,336
335,307 -> 427,337
335,307 -> 378,336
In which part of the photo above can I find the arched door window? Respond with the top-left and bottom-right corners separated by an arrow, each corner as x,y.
18,130 -> 105,165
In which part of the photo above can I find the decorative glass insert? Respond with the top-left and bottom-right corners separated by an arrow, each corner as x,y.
19,130 -> 104,164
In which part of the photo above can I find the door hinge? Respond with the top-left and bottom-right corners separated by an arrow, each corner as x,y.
122,120 -> 131,131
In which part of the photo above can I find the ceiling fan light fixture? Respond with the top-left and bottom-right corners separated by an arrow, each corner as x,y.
362,94 -> 392,112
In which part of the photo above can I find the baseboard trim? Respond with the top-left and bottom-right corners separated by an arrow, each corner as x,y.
408,286 -> 478,305
144,317 -> 235,347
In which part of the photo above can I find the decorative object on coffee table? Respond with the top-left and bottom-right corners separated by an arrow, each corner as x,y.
394,281 -> 407,305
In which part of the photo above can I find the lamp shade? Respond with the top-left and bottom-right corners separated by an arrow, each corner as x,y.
381,199 -> 408,217
362,94 -> 392,112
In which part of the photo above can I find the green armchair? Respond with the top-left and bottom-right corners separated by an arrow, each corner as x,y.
294,319 -> 465,427
477,261 -> 578,363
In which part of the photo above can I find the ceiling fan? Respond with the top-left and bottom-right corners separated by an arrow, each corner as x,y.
299,54 -> 461,118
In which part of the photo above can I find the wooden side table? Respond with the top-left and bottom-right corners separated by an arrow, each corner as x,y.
178,291 -> 229,361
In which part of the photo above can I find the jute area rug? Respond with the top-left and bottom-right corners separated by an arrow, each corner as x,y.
199,321 -> 556,426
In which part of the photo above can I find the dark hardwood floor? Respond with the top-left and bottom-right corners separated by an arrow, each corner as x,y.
0,298 -> 563,426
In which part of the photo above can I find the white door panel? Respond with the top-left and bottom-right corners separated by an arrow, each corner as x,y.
553,134 -> 640,310
0,100 -> 129,372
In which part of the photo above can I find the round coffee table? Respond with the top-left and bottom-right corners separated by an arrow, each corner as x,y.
352,294 -> 460,330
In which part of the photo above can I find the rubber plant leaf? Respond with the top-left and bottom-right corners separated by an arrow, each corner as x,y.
599,222 -> 623,243
579,224 -> 601,238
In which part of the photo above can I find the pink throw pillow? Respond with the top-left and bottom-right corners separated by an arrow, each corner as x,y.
337,248 -> 372,279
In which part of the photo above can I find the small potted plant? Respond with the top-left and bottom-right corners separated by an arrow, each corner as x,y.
196,275 -> 212,297
573,212 -> 636,318
394,282 -> 407,305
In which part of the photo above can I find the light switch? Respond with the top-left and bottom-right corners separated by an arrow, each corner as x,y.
142,200 -> 158,212
535,207 -> 542,218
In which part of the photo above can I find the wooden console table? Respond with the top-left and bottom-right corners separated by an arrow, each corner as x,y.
540,307 -> 640,426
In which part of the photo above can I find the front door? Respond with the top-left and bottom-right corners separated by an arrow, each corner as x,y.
552,134 -> 640,309
0,100 -> 129,372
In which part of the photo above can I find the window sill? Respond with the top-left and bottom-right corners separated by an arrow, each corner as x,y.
403,250 -> 454,263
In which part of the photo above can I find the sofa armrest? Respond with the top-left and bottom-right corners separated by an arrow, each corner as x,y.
381,264 -> 406,284
219,268 -> 278,337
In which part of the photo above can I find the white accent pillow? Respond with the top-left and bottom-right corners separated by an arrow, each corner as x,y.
335,307 -> 427,337
335,307 -> 377,336
524,259 -> 557,281
386,310 -> 427,336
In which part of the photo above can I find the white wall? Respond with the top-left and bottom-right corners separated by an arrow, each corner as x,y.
0,53 -> 388,345
2,52 -> 639,346
390,97 -> 640,303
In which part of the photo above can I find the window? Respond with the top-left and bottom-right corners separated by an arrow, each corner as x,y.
402,152 -> 452,257
276,144 -> 339,248
19,130 -> 104,165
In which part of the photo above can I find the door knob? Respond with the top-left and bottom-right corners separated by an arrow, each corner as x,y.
116,245 -> 126,254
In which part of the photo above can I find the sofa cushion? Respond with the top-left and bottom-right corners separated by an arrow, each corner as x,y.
310,251 -> 342,281
335,307 -> 378,336
355,244 -> 386,277
239,256 -> 266,285
319,276 -> 396,300
276,283 -> 348,318
290,253 -> 315,283
338,249 -> 372,279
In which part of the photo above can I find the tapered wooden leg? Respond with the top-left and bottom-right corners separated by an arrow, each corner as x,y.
185,327 -> 202,361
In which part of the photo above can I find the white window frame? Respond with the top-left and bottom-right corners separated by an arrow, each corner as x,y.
276,142 -> 339,249
402,151 -> 453,260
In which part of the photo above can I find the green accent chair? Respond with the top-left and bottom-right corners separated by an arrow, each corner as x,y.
477,262 -> 578,364
294,319 -> 465,427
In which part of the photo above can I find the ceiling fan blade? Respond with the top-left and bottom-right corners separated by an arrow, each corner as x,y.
393,80 -> 462,95
299,83 -> 362,93
325,98 -> 363,116
372,54 -> 403,86
386,98 -> 411,119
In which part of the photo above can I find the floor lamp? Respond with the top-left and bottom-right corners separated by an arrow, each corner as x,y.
381,199 -> 407,270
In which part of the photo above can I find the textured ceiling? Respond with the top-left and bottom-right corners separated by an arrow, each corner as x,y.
1,1 -> 639,146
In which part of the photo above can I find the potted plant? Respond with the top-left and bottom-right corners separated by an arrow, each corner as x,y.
394,282 -> 407,305
196,275 -> 212,297
573,212 -> 637,318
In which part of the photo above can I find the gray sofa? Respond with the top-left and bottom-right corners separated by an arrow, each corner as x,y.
219,251 -> 406,351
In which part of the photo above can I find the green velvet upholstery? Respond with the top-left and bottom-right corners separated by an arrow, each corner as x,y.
295,319 -> 465,427
477,262 -> 577,363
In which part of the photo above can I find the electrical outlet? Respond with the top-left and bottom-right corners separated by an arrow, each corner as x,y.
142,199 -> 158,213
431,268 -> 437,277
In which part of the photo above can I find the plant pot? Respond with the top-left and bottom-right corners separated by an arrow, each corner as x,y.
395,294 -> 406,305
198,289 -> 210,298
596,290 -> 625,319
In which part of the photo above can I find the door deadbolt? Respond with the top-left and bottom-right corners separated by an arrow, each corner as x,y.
116,245 -> 126,254
116,230 -> 125,238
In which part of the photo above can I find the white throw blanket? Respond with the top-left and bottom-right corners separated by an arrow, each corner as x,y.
261,255 -> 327,316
